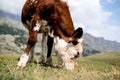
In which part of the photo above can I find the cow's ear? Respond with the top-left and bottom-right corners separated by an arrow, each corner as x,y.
72,27 -> 83,39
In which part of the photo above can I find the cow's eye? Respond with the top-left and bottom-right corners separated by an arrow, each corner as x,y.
72,41 -> 78,45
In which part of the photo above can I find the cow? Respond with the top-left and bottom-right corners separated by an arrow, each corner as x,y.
17,0 -> 84,70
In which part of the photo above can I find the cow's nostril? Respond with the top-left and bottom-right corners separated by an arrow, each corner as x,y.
77,52 -> 80,55
74,52 -> 79,58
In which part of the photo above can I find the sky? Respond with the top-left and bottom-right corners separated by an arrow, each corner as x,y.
0,0 -> 120,42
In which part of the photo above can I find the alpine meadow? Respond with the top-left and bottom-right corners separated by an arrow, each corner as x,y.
0,52 -> 120,80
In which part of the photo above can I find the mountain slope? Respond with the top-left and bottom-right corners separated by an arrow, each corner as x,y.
0,24 -> 27,53
83,33 -> 120,52
83,33 -> 120,56
0,10 -> 21,21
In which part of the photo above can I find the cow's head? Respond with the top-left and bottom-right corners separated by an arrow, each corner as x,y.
67,27 -> 84,58
54,27 -> 84,70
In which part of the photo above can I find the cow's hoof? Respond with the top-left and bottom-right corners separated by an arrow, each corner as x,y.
38,61 -> 45,66
44,62 -> 53,67
45,57 -> 53,67
17,54 -> 29,69
16,66 -> 24,70
39,55 -> 45,65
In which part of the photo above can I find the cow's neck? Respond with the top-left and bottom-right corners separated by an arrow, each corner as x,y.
60,35 -> 70,42
55,29 -> 71,42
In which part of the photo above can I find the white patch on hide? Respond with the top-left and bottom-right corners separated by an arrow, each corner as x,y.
78,38 -> 84,43
61,0 -> 68,3
48,30 -> 54,38
66,46 -> 77,58
54,37 -> 68,55
17,53 -> 29,68
75,38 -> 84,55
54,37 -> 75,70
33,21 -> 41,31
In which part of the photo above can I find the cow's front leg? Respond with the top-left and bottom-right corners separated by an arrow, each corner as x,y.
28,46 -> 35,62
17,31 -> 38,69
46,36 -> 54,66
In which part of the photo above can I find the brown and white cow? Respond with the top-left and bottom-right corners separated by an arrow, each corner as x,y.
17,0 -> 84,70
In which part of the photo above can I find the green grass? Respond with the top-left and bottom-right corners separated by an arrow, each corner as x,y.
0,52 -> 120,80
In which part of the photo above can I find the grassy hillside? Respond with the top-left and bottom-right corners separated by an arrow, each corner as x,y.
0,52 -> 120,80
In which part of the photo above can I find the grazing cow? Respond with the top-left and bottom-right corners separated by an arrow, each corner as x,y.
17,0 -> 84,70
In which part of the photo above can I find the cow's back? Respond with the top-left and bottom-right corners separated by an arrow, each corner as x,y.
21,0 -> 75,42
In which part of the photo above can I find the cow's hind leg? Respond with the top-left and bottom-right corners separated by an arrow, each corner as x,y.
46,36 -> 54,66
39,34 -> 47,65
